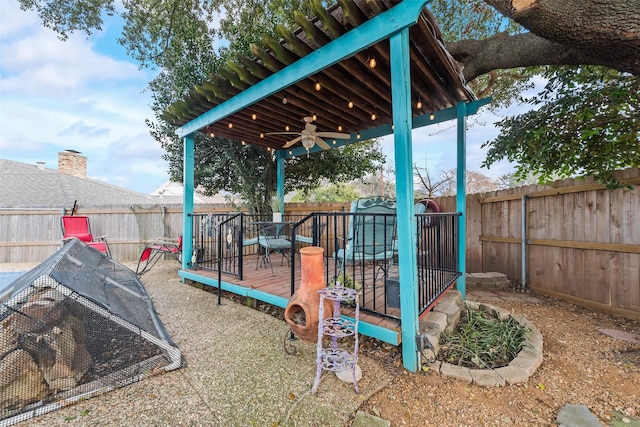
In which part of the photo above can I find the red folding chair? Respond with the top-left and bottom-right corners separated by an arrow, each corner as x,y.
136,236 -> 182,275
61,215 -> 112,257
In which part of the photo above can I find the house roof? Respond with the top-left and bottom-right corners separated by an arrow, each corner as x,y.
0,159 -> 155,208
150,181 -> 232,204
163,0 -> 476,152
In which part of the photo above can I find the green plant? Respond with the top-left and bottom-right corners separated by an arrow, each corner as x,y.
439,307 -> 531,369
328,273 -> 361,291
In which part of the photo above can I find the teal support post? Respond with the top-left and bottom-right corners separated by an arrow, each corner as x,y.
276,151 -> 285,214
456,102 -> 467,300
390,28 -> 419,373
182,134 -> 195,271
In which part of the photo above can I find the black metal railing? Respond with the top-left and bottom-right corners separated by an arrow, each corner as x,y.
291,211 -> 461,319
416,212 -> 461,315
190,209 -> 460,320
191,213 -> 245,278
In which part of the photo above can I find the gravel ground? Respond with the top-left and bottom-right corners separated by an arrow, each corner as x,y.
358,286 -> 640,426
2,261 -> 639,427
2,261 -> 392,427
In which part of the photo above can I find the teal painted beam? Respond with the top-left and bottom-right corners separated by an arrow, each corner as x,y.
276,151 -> 285,213
456,101 -> 467,300
182,135 -> 195,271
280,98 -> 491,159
177,270 -> 400,345
390,28 -> 420,373
176,1 -> 430,138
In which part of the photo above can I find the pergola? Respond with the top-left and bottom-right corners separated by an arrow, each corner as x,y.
168,0 -> 490,372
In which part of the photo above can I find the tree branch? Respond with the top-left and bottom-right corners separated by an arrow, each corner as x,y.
448,32 -> 639,81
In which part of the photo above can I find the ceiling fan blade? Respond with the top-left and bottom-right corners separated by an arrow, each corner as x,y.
283,136 -> 302,148
314,137 -> 331,150
316,132 -> 350,139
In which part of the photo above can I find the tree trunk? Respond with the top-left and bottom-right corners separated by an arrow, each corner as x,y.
448,0 -> 640,80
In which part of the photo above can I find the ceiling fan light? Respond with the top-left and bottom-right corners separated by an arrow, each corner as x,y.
301,134 -> 315,149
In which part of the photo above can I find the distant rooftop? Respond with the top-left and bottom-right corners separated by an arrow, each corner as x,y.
0,157 -> 155,208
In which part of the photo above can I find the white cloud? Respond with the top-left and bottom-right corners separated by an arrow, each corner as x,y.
0,0 -> 168,194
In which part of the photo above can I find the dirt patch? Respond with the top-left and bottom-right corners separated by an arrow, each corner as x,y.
357,288 -> 640,426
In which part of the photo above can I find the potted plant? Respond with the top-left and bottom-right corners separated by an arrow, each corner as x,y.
271,196 -> 282,223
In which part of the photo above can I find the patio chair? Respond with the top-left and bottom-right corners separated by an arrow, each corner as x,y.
333,197 -> 397,279
393,202 -> 426,256
136,236 -> 182,275
257,222 -> 293,275
61,215 -> 111,257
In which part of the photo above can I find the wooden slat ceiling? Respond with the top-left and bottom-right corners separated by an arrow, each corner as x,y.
162,0 -> 476,151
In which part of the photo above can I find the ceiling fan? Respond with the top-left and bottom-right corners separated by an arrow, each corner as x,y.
268,116 -> 350,154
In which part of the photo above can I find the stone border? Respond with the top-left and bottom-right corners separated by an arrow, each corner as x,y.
419,290 -> 543,387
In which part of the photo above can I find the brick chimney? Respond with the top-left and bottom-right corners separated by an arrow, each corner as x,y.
58,150 -> 87,179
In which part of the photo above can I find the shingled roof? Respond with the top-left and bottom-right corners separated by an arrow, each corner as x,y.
0,159 -> 154,208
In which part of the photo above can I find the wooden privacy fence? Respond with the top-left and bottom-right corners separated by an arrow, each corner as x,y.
0,202 -> 349,264
438,168 -> 639,320
1,173 -> 638,319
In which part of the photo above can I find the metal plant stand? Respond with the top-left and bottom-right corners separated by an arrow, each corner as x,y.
311,285 -> 360,394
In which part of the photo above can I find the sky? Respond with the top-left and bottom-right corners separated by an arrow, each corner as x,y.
0,0 -> 518,196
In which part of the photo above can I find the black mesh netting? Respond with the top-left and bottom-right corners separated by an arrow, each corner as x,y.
0,239 -> 181,425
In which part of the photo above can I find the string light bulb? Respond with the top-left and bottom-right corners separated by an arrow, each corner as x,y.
371,113 -> 376,121
314,81 -> 321,91
260,133 -> 264,138
209,132 -> 215,138
241,140 -> 246,145
337,125 -> 343,131
348,101 -> 354,109
312,114 -> 317,121
430,112 -> 435,120
282,96 -> 288,104
332,139 -> 337,145
285,125 -> 290,131
251,113 -> 257,120
228,122 -> 233,129
356,133 -> 361,139
416,99 -> 423,109
369,55 -> 376,68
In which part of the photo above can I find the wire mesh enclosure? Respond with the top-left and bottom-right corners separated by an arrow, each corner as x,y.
0,239 -> 181,426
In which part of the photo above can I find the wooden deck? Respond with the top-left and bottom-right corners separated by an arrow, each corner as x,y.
178,253 -> 403,345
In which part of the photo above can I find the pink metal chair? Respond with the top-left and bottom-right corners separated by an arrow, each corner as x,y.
136,236 -> 182,275
61,215 -> 111,257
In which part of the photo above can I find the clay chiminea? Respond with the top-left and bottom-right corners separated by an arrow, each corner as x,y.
284,246 -> 332,342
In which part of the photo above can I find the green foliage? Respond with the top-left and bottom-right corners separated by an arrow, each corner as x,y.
439,307 -> 531,369
291,182 -> 360,203
484,68 -> 640,188
328,273 -> 361,291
